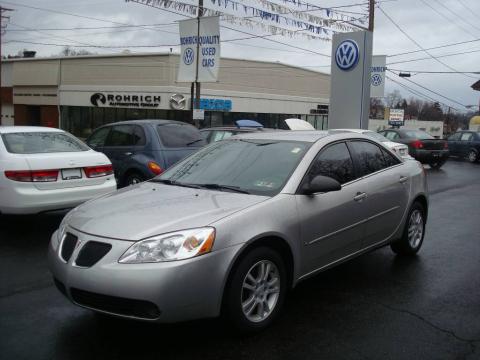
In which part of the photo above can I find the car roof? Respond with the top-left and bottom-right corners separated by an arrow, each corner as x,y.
200,127 -> 258,132
230,130 -> 335,143
101,119 -> 190,127
0,126 -> 64,134
330,128 -> 372,134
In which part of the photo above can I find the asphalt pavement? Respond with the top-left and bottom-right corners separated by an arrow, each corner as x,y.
1,159 -> 479,360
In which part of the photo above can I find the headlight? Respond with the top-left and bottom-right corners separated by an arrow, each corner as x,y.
52,219 -> 68,251
119,227 -> 216,263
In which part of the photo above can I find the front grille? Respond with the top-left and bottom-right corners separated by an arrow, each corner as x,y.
75,241 -> 112,267
70,288 -> 161,320
61,233 -> 78,262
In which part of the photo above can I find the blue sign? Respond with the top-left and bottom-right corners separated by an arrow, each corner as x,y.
371,73 -> 383,86
183,48 -> 194,65
335,40 -> 359,71
199,98 -> 232,111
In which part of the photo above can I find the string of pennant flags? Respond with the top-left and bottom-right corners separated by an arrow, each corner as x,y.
126,0 -> 367,40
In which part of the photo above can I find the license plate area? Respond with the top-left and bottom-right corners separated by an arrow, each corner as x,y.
62,168 -> 82,180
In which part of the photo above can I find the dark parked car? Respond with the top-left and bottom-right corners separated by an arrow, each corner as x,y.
379,128 -> 449,169
447,130 -> 480,163
86,120 -> 206,186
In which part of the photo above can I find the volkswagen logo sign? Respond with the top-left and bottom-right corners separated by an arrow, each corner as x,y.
371,73 -> 383,86
335,40 -> 359,71
170,93 -> 186,110
183,48 -> 194,65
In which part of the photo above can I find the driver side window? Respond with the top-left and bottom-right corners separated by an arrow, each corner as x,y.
307,142 -> 355,185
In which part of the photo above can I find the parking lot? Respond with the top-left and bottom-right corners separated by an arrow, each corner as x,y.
1,159 -> 479,360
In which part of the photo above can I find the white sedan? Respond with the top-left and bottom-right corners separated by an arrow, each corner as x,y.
0,126 -> 116,214
331,129 -> 411,159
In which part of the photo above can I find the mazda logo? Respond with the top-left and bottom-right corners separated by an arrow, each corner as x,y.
90,93 -> 106,107
170,94 -> 186,110
335,40 -> 359,71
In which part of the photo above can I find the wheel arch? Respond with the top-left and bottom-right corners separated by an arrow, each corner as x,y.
412,194 -> 428,222
219,234 -> 295,314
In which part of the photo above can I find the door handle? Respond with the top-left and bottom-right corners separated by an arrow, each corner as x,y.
124,152 -> 133,156
399,176 -> 408,184
354,192 -> 367,202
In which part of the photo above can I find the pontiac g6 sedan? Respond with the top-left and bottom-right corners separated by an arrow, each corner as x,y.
49,131 -> 428,332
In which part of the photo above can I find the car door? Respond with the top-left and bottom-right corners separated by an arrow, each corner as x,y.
86,126 -> 111,153
347,140 -> 410,248
103,125 -> 135,179
459,132 -> 474,157
296,141 -> 368,275
447,132 -> 461,156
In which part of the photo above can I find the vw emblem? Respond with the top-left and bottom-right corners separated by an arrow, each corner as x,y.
183,48 -> 194,65
335,40 -> 359,71
170,93 -> 186,110
371,73 -> 383,86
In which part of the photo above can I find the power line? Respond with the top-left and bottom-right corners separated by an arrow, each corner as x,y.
386,74 -> 444,105
418,0 -> 478,39
387,69 -> 467,108
430,0 -> 480,34
388,69 -> 480,74
387,47 -> 480,65
388,37 -> 480,57
457,0 -> 478,16
378,5 -> 478,80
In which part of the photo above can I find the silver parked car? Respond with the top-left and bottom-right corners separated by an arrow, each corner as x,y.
48,131 -> 428,332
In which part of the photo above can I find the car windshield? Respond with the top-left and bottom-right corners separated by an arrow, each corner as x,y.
403,130 -> 434,140
156,139 -> 311,196
1,132 -> 89,154
361,131 -> 389,142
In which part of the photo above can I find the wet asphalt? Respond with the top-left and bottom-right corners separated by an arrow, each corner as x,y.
0,158 -> 479,360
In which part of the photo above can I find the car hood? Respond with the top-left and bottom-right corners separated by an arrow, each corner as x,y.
67,182 -> 269,241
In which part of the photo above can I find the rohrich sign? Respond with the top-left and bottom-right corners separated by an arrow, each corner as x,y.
89,92 -> 161,108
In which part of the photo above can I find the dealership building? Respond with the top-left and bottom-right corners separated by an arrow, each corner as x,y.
0,52 -> 330,138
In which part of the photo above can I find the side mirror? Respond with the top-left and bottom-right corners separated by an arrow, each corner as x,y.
301,175 -> 341,195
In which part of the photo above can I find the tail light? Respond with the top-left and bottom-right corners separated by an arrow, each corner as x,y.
84,165 -> 113,178
147,161 -> 163,175
444,142 -> 448,149
411,140 -> 424,149
5,170 -> 59,182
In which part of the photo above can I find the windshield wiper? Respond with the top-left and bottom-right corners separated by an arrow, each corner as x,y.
198,183 -> 251,194
186,139 -> 204,146
150,179 -> 202,189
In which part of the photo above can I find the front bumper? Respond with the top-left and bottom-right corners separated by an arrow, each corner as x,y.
412,149 -> 449,164
48,228 -> 241,323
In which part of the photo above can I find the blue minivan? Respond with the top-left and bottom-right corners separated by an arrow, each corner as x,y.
86,120 -> 206,186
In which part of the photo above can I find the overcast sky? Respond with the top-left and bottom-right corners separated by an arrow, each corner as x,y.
2,0 -> 479,113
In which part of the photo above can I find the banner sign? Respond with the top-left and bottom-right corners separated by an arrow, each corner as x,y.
370,55 -> 387,98
389,108 -> 405,126
178,16 -> 220,83
199,98 -> 232,111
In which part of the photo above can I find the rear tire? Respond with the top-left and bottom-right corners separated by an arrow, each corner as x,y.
124,172 -> 144,186
467,149 -> 478,163
223,247 -> 287,334
391,202 -> 426,256
429,161 -> 445,169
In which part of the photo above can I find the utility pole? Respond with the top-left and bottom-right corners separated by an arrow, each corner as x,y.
0,7 -> 13,124
193,0 -> 203,128
368,0 -> 375,32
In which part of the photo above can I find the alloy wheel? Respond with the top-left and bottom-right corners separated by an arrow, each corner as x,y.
241,260 -> 280,323
408,209 -> 424,249
468,150 -> 477,163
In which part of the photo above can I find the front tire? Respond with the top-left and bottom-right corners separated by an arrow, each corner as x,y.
124,172 -> 145,186
223,247 -> 287,333
467,149 -> 478,163
391,202 -> 426,256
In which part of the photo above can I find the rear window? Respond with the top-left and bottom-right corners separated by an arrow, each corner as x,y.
157,123 -> 206,148
403,130 -> 434,140
2,132 -> 89,154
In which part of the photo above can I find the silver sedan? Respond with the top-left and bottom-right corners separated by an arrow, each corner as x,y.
48,131 -> 428,332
